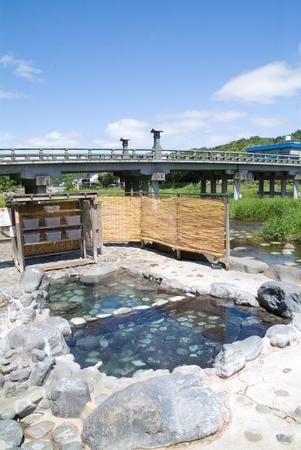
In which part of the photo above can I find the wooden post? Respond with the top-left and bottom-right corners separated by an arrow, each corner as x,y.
14,205 -> 25,271
91,200 -> 98,262
224,196 -> 230,266
96,201 -> 103,254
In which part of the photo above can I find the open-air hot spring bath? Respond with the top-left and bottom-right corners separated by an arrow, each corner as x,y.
49,271 -> 283,377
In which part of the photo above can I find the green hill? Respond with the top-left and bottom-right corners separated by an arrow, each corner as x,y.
205,129 -> 301,153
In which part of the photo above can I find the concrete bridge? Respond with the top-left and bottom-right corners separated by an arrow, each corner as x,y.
1,131 -> 301,198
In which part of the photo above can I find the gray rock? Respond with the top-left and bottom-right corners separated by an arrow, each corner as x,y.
0,407 -> 15,420
214,345 -> 246,378
210,282 -> 258,307
0,373 -> 4,388
266,324 -> 299,347
7,317 -> 71,357
265,264 -> 301,286
52,422 -> 78,444
9,367 -> 31,382
30,357 -> 55,386
60,442 -> 84,450
229,336 -> 263,361
159,278 -> 186,293
257,281 -> 301,318
21,440 -> 54,450
31,349 -> 46,362
292,313 -> 301,331
4,380 -> 29,398
0,419 -> 23,448
24,420 -> 55,439
223,256 -> 268,274
19,267 -> 45,293
50,378 -> 91,417
80,264 -> 117,284
82,373 -> 223,450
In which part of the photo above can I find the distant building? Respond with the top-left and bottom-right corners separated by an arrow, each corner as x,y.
246,135 -> 301,157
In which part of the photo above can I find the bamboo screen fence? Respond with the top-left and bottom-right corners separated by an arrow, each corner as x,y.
98,195 -> 226,257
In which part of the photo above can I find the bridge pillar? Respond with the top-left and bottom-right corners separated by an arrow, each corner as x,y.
151,180 -> 160,195
221,176 -> 228,194
22,176 -> 50,194
210,177 -> 217,194
280,176 -> 287,198
124,177 -> 139,195
151,129 -> 163,159
233,179 -> 241,201
269,174 -> 275,197
200,178 -> 206,194
293,175 -> 301,199
141,178 -> 149,194
258,176 -> 264,197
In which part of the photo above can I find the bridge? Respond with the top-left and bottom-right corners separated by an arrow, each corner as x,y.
1,131 -> 301,198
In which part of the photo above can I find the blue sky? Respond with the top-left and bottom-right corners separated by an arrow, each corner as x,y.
0,0 -> 301,149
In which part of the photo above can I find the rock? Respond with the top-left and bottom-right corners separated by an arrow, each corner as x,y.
82,373 -> 224,450
211,282 -> 258,307
7,317 -> 71,357
214,345 -> 246,378
228,336 -> 263,361
19,267 -> 45,293
264,264 -> 301,286
52,422 -> 78,444
31,349 -> 46,362
60,442 -> 84,450
113,307 -> 132,316
284,243 -> 295,250
0,407 -> 15,420
266,324 -> 300,347
24,420 -> 55,439
0,419 -> 23,448
50,378 -> 91,417
169,295 -> 186,302
70,317 -> 86,327
80,264 -> 117,284
159,278 -> 186,293
30,357 -> 55,386
292,313 -> 301,331
14,397 -> 36,418
9,367 -> 31,382
257,281 -> 301,318
152,299 -> 169,307
222,256 -> 268,274
0,373 -> 5,388
21,440 -> 54,450
4,380 -> 29,398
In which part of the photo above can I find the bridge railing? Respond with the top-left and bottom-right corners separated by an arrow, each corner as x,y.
0,148 -> 300,165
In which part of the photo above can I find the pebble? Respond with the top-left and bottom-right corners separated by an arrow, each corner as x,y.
276,433 -> 293,444
96,313 -> 112,319
169,295 -> 186,302
113,307 -> 132,316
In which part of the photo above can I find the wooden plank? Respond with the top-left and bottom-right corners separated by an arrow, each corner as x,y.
34,258 -> 95,271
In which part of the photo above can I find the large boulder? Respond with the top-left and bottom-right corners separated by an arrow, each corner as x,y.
222,256 -> 268,274
19,267 -> 47,293
49,378 -> 91,417
7,317 -> 71,357
266,324 -> 300,347
30,357 -> 55,386
82,373 -> 224,450
80,264 -> 117,284
264,264 -> 301,286
210,282 -> 258,307
257,281 -> 301,318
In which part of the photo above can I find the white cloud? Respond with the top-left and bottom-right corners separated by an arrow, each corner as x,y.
99,118 -> 150,147
20,131 -> 81,148
214,62 -> 301,103
0,53 -> 43,82
250,116 -> 284,128
0,89 -> 25,99
213,110 -> 246,122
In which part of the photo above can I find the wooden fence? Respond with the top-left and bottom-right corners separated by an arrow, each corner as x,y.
98,195 -> 228,258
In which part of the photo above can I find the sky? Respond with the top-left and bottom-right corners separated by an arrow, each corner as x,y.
0,0 -> 301,149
